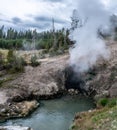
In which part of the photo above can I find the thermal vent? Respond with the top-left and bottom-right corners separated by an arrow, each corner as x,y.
65,66 -> 87,94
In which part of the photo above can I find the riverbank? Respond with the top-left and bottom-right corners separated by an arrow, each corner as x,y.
0,95 -> 95,130
70,98 -> 117,130
0,53 -> 68,122
0,100 -> 39,122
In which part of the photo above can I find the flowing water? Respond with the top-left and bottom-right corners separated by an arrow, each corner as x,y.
0,95 -> 95,130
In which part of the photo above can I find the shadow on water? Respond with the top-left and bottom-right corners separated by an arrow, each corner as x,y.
0,95 -> 95,130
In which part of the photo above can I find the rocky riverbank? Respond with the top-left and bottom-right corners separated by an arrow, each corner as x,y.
86,41 -> 117,98
0,100 -> 39,122
0,54 -> 68,123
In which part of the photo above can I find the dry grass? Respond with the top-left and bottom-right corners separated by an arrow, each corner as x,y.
0,49 -> 44,63
0,49 -> 8,60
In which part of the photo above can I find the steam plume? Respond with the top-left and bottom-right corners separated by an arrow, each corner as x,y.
69,0 -> 110,73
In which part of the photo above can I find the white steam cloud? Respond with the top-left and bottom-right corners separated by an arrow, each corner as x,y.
69,0 -> 111,72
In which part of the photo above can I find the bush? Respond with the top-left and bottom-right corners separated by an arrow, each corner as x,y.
10,57 -> 24,73
108,98 -> 117,107
6,50 -> 26,73
7,49 -> 14,63
98,98 -> 117,108
98,98 -> 109,107
0,51 -> 5,70
20,57 -> 27,66
0,51 -> 4,64
31,55 -> 40,67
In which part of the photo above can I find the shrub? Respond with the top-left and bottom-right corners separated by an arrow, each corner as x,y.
7,49 -> 14,63
98,98 -> 109,107
0,51 -> 5,70
20,57 -> 27,66
31,55 -> 40,67
97,98 -> 117,108
108,98 -> 117,107
0,51 -> 4,64
10,57 -> 24,73
49,48 -> 64,57
6,50 -> 26,73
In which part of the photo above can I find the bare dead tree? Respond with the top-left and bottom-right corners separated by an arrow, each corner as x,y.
52,18 -> 57,49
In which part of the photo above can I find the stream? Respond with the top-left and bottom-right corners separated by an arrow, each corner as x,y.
0,95 -> 95,130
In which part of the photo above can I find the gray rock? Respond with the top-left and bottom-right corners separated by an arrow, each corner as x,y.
109,83 -> 117,97
68,89 -> 79,95
0,108 -> 7,113
94,90 -> 109,100
0,100 -> 39,122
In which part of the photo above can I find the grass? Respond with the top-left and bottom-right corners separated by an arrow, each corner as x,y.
97,98 -> 117,108
30,54 -> 41,67
70,98 -> 117,130
0,77 -> 14,87
0,49 -> 8,60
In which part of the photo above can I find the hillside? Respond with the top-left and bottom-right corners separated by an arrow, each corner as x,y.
70,40 -> 117,130
70,105 -> 117,130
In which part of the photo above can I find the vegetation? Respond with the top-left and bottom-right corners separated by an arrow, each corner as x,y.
97,98 -> 109,107
30,55 -> 41,67
0,26 -> 72,51
0,51 -> 4,66
97,98 -> 117,108
70,98 -> 117,130
2,50 -> 27,73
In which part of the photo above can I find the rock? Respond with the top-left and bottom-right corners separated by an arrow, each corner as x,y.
102,90 -> 109,97
6,89 -> 32,102
0,126 -> 33,130
94,90 -> 109,100
0,100 -> 39,122
4,55 -> 68,99
19,100 -> 39,116
0,91 -> 9,105
68,89 -> 79,95
0,108 -> 7,113
109,83 -> 117,97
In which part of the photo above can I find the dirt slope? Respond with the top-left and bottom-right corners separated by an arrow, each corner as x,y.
0,54 -> 69,103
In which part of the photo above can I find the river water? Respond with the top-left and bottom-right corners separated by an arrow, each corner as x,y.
0,95 -> 95,130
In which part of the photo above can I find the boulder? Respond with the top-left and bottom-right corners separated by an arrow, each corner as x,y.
109,83 -> 117,97
0,100 -> 39,122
